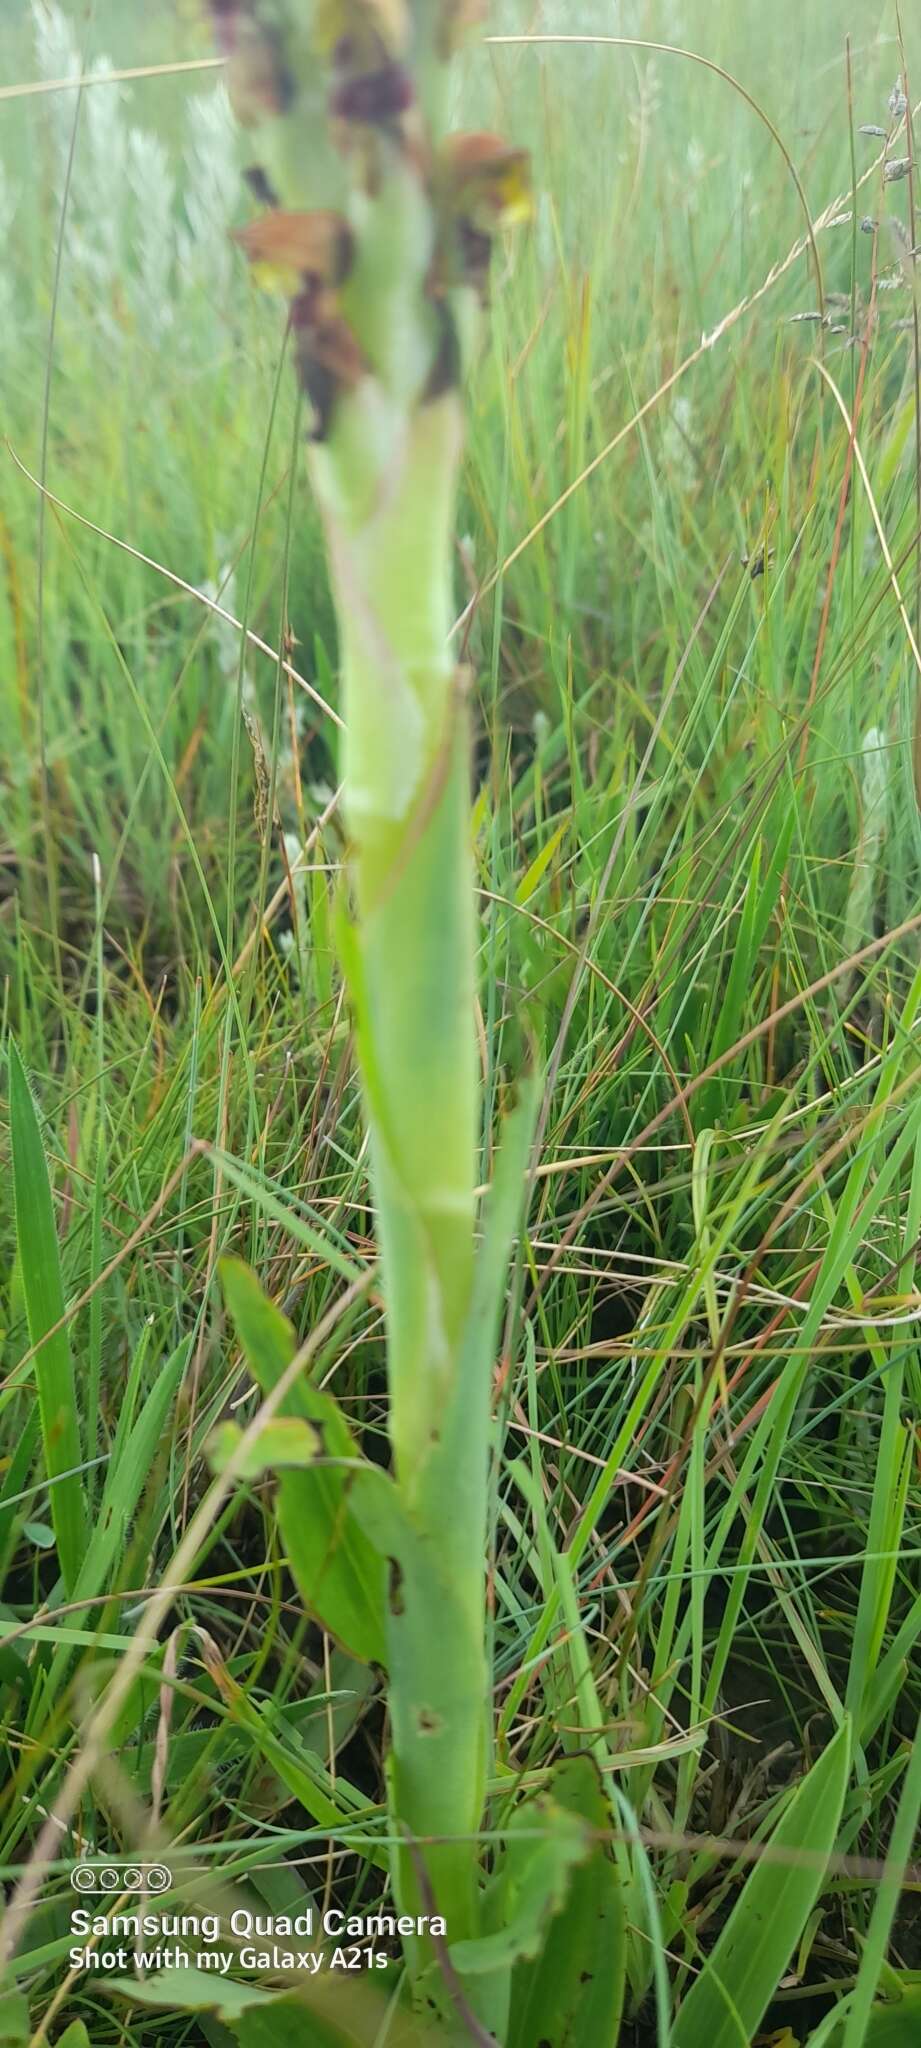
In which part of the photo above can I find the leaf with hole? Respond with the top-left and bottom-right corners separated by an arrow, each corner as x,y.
448,1756 -> 601,2042
506,1755 -> 627,2047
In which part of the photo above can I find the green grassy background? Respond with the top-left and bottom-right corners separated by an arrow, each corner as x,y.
1,0 -> 921,2040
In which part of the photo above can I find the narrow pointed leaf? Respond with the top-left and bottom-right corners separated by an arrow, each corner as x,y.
673,1719 -> 851,2048
8,1040 -> 85,1593
219,1259 -> 387,1665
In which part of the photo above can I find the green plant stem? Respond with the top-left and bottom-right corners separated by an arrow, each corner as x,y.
208,0 -> 520,1993
314,390 -> 477,1487
314,388 -> 486,1965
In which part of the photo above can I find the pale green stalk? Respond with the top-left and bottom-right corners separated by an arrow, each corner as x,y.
209,0 -> 528,1990
317,376 -> 477,1485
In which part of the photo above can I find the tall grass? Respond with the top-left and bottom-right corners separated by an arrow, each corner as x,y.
0,1 -> 920,2043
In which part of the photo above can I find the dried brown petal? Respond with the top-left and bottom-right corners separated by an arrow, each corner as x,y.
445,132 -> 511,174
442,133 -> 533,230
290,290 -> 368,438
307,315 -> 367,387
331,62 -> 415,123
233,209 -> 353,288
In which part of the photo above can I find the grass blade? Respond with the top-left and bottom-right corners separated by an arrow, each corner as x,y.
839,1715 -> 921,2048
672,1718 -> 851,2048
7,1039 -> 85,1593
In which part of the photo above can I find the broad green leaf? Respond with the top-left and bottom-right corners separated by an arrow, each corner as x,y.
812,1985 -> 921,2046
445,1759 -> 600,2043
235,1990 -> 387,2048
235,1980 -> 453,2048
111,1971 -> 439,2045
450,1757 -> 609,2043
672,1718 -> 851,2048
236,2001 -> 356,2048
209,1416 -> 321,1479
109,1970 -> 267,2019
8,1039 -> 86,1593
52,2026 -> 91,2048
847,1993 -> 921,2046
451,1790 -> 589,1977
858,2005 -> 921,2047
219,1259 -> 387,1666
506,1756 -> 627,2048
0,1992 -> 28,2044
